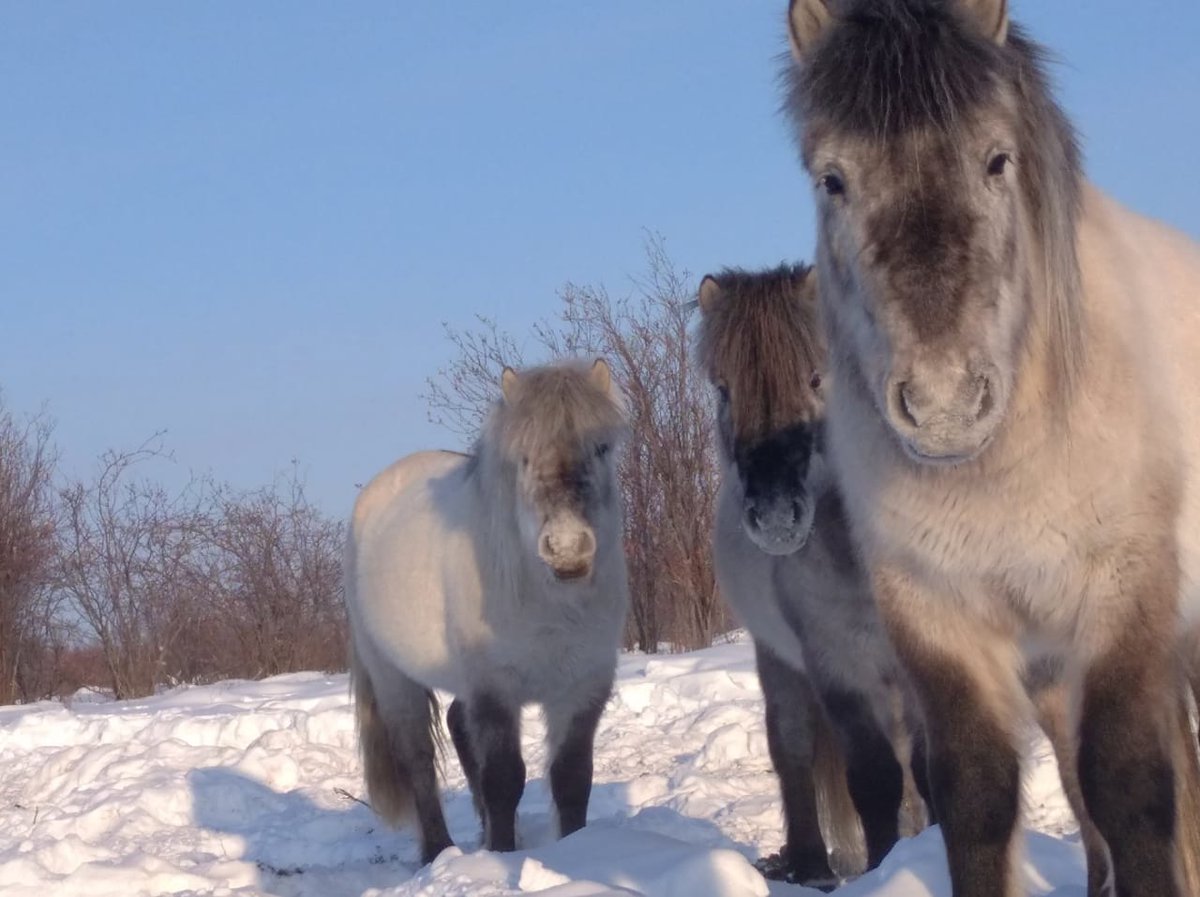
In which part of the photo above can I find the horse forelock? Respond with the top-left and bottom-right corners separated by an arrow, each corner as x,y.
783,0 -> 1086,404
694,264 -> 824,445
479,363 -> 626,473
789,0 -> 1006,140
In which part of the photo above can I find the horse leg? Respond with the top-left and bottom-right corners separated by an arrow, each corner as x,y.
355,649 -> 453,865
907,713 -> 937,826
1183,630 -> 1200,755
467,693 -> 525,852
887,681 -> 932,836
1077,588 -> 1184,897
1025,662 -> 1113,897
447,698 -> 484,825
817,683 -> 903,871
544,677 -> 612,839
753,641 -> 840,887
875,570 -> 1024,897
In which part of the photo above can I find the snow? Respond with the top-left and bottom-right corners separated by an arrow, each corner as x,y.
0,634 -> 1089,897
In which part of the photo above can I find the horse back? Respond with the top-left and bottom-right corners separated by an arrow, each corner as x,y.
347,450 -> 474,693
351,450 -> 470,539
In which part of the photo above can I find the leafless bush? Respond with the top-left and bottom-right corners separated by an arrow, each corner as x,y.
56,440 -> 209,699
53,447 -> 347,697
423,317 -> 527,441
423,236 -> 727,652
0,398 -> 60,703
196,469 -> 346,680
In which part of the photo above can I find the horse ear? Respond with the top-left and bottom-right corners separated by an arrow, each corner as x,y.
589,358 -> 612,395
956,0 -> 1008,44
788,0 -> 834,61
697,275 -> 723,314
799,267 -> 819,304
501,366 -> 519,402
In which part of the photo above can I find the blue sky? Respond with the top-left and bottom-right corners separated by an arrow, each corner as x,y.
2,2 -> 1197,516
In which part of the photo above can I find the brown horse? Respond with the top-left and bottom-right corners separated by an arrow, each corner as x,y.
782,1 -> 1200,895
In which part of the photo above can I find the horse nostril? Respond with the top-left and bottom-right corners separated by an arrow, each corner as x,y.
791,501 -> 804,524
895,381 -> 920,427
576,529 -> 596,558
746,506 -> 761,530
976,378 -> 995,422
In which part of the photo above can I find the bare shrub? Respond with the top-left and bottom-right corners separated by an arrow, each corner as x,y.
198,469 -> 346,679
56,440 -> 209,699
423,317 -> 527,442
0,398 -> 60,703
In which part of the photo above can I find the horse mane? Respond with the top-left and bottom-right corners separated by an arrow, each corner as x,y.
694,263 -> 823,441
477,362 -> 625,462
467,361 -> 627,508
783,0 -> 1086,402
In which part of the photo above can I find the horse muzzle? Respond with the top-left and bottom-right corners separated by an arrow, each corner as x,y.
743,497 -> 813,557
549,562 -> 593,583
539,521 -> 597,583
882,362 -> 1005,464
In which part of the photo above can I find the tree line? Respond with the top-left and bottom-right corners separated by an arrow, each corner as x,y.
0,418 -> 345,704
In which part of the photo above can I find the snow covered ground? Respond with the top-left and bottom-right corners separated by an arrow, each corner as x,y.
0,635 -> 1089,897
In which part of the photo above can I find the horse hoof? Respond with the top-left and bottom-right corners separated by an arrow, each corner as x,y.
419,840 -> 457,867
754,852 -> 839,891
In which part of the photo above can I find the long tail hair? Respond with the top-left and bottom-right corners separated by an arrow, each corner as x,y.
349,638 -> 443,824
811,696 -> 867,876
1171,677 -> 1200,895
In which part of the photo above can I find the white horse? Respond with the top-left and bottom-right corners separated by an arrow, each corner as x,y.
344,359 -> 629,865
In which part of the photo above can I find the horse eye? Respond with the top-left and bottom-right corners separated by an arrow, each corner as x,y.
521,456 -> 529,468
818,172 -> 845,197
716,383 -> 730,403
987,152 -> 1011,177
810,372 -> 823,390
594,443 -> 609,459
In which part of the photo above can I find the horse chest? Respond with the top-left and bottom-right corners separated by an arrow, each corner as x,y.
456,593 -> 620,703
713,480 -> 811,670
864,471 -> 1092,631
889,494 -> 1058,572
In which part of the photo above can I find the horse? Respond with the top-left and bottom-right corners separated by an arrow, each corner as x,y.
695,263 -> 929,888
344,359 -> 630,865
782,1 -> 1200,895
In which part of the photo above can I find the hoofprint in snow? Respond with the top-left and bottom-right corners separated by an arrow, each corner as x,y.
0,633 -> 1088,897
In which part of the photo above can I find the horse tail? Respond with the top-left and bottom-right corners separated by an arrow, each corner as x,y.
1171,677 -> 1200,896
1027,662 -> 1113,895
811,697 -> 867,876
349,637 -> 444,826
891,685 -> 930,837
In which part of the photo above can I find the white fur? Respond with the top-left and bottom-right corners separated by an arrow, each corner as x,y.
346,449 -> 629,707
714,452 -> 901,734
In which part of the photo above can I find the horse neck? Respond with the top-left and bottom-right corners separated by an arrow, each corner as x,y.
468,443 -> 515,553
977,206 -> 1095,470
996,314 -> 1069,460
